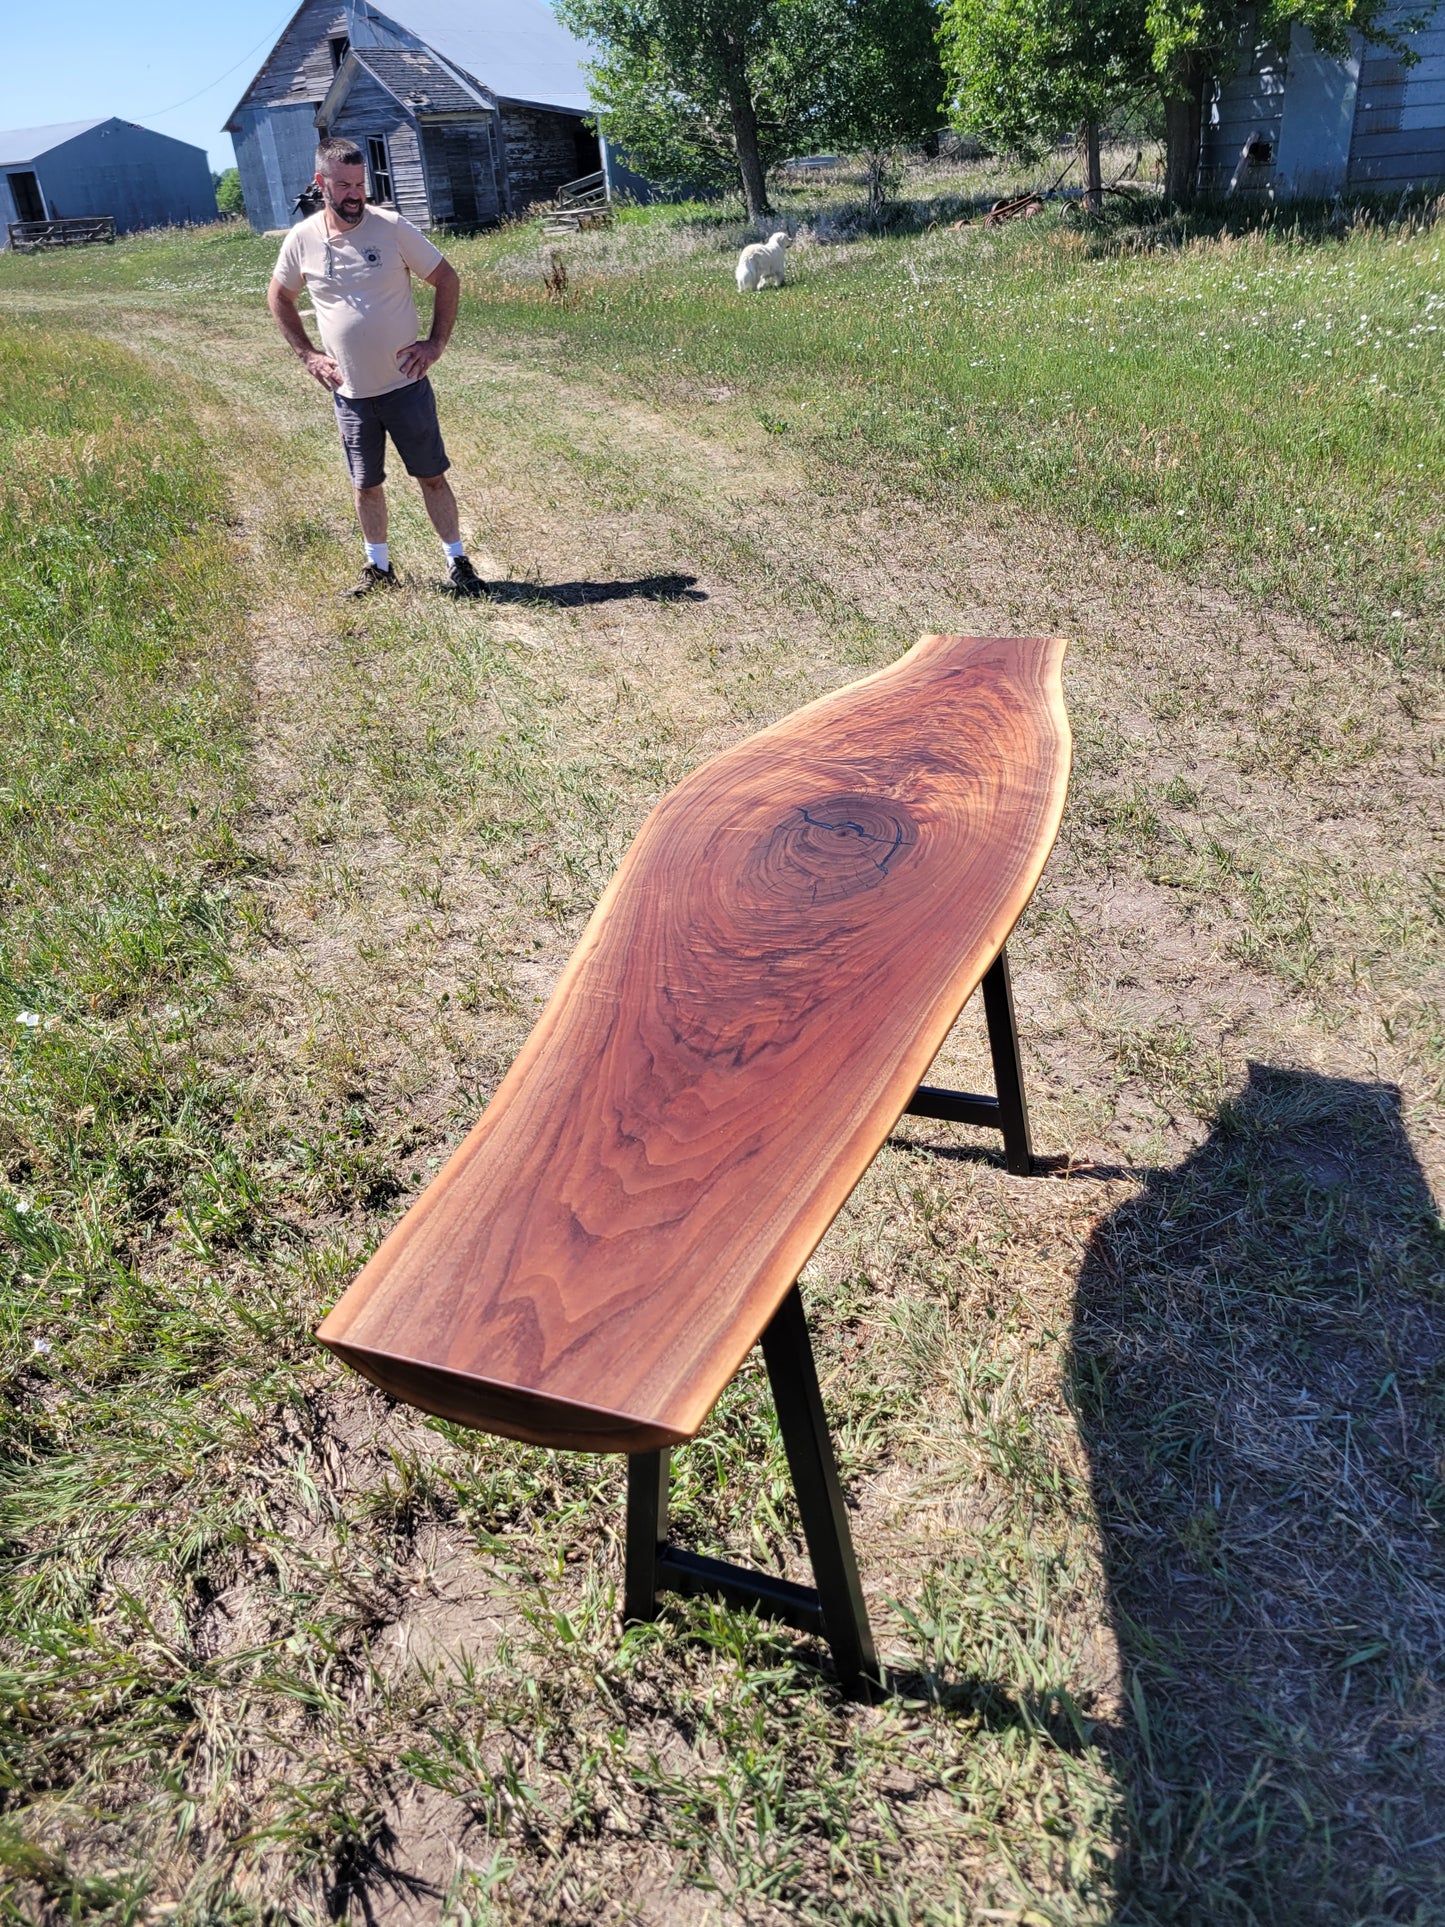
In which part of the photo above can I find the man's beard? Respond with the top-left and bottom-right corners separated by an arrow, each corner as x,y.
328,191 -> 365,225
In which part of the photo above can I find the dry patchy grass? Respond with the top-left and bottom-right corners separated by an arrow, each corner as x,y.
0,207 -> 1441,1925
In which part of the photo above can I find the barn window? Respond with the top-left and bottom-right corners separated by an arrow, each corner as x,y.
329,34 -> 350,70
367,136 -> 394,204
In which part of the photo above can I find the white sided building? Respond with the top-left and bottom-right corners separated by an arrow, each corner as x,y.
1202,0 -> 1445,198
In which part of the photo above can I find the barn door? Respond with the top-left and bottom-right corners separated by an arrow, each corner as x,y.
441,128 -> 478,226
8,172 -> 45,222
573,122 -> 601,176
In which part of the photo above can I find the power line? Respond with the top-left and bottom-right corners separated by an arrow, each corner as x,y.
137,3 -> 299,121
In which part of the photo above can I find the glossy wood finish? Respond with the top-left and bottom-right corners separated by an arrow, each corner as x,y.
318,635 -> 1071,1452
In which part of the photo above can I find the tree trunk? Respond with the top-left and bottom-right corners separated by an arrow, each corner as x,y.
865,149 -> 889,227
1077,121 -> 1102,216
1162,61 -> 1204,206
723,56 -> 771,221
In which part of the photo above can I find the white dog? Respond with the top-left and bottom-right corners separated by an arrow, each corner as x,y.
736,230 -> 789,292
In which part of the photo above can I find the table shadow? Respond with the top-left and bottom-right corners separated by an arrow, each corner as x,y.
1070,1063 -> 1445,1922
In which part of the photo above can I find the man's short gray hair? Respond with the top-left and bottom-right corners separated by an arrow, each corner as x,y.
316,135 -> 364,174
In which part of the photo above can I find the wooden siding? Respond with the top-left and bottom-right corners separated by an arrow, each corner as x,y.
500,105 -> 593,210
1201,25 -> 1287,193
420,122 -> 502,227
228,5 -> 600,231
228,0 -> 348,229
386,122 -> 430,228
328,68 -> 432,226
1202,0 -> 1445,197
1350,128 -> 1445,181
229,0 -> 349,119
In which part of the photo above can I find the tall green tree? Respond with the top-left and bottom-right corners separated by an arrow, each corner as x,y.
214,168 -> 246,219
939,0 -> 1148,209
819,0 -> 948,222
557,0 -> 834,218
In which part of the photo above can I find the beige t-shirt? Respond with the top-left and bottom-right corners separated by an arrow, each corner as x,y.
273,206 -> 445,400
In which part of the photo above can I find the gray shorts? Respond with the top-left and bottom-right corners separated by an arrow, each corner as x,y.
333,378 -> 450,489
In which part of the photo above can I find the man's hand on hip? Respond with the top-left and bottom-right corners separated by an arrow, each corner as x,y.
304,349 -> 343,390
396,337 -> 443,382
266,278 -> 344,391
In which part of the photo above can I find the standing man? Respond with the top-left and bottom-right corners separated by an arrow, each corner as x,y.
267,136 -> 486,599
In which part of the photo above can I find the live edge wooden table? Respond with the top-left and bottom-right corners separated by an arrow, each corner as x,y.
318,634 -> 1071,1696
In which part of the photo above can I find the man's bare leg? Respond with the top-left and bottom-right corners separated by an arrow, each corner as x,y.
355,483 -> 388,544
415,472 -> 461,544
343,483 -> 397,595
417,472 -> 485,597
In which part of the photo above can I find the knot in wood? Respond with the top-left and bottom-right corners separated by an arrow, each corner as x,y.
748,793 -> 918,907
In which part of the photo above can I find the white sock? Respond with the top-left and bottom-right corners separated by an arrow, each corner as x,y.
364,540 -> 390,571
442,539 -> 465,561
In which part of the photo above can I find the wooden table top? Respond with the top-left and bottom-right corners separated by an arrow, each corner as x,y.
317,635 -> 1071,1453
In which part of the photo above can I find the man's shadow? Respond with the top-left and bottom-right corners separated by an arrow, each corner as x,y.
1071,1064 -> 1445,1922
484,573 -> 706,608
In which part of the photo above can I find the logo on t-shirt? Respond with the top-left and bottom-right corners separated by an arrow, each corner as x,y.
363,248 -> 380,265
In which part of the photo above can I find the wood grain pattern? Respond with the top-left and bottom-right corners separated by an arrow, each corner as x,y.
317,635 -> 1071,1452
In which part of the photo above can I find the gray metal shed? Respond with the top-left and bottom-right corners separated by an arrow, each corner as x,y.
0,118 -> 217,247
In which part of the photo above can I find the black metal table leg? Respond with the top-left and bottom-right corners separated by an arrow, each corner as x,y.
980,949 -> 1033,1175
624,1445 -> 670,1623
620,1288 -> 881,1697
903,945 -> 1034,1174
760,1285 -> 880,1696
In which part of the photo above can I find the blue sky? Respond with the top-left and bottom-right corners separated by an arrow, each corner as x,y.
0,2 -> 302,174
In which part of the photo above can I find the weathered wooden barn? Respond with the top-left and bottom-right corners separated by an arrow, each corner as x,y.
1202,0 -> 1445,197
226,0 -> 616,232
0,119 -> 216,247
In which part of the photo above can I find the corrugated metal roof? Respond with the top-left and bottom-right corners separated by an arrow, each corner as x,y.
354,46 -> 488,114
361,0 -> 595,113
0,118 -> 111,166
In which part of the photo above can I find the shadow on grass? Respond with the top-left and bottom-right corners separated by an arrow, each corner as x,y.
889,1129 -> 1142,1183
765,180 -> 1445,251
882,1661 -> 1099,1752
1071,1064 -> 1445,1924
485,572 -> 706,607
1062,188 -> 1445,267
329,1842 -> 440,1925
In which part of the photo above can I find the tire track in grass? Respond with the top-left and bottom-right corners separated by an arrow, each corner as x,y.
50,303 -> 1123,1923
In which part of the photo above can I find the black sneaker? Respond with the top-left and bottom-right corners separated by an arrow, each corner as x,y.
342,562 -> 399,598
446,554 -> 488,599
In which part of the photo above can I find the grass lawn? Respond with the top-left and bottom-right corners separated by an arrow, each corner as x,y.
0,166 -> 1442,1924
